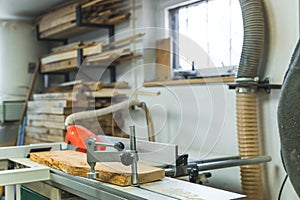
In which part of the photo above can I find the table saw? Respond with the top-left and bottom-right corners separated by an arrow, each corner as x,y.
0,129 -> 272,200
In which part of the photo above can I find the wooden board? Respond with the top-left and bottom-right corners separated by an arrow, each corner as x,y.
28,100 -> 72,108
25,126 -> 65,136
143,76 -> 235,87
26,133 -> 64,143
33,93 -> 74,101
27,114 -> 66,123
30,150 -> 165,186
27,106 -> 72,115
41,59 -> 77,73
27,119 -> 65,130
155,38 -> 171,81
41,44 -> 102,65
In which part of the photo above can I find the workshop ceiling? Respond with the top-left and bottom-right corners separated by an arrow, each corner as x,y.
0,0 -> 65,20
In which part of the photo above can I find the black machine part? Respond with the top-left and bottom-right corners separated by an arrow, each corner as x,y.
277,39 -> 300,197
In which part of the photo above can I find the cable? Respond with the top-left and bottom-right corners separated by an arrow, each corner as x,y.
278,174 -> 288,200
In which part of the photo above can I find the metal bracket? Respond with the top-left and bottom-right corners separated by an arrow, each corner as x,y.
35,24 -> 68,43
228,78 -> 282,94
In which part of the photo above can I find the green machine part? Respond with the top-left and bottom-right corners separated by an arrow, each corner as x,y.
21,186 -> 49,200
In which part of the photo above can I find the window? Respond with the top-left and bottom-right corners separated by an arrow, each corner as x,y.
169,0 -> 243,74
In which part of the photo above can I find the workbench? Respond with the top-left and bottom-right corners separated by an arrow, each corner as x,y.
0,143 -> 245,200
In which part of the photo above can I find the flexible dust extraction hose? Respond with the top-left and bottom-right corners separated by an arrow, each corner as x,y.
236,0 -> 265,199
236,92 -> 263,200
65,99 -> 155,142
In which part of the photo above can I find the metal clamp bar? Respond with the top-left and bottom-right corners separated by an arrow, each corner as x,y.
129,125 -> 138,186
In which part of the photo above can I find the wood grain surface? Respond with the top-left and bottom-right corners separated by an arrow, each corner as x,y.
30,150 -> 164,186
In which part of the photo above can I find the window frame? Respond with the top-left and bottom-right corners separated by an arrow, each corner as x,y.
166,0 -> 242,77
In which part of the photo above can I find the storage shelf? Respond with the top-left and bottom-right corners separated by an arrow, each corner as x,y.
35,2 -> 130,41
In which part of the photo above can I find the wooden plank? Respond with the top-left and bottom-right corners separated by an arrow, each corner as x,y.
26,133 -> 64,143
28,100 -> 72,108
104,33 -> 145,48
74,81 -> 103,91
33,93 -> 74,101
41,23 -> 93,39
41,59 -> 77,73
103,81 -> 129,89
58,80 -> 83,87
91,89 -> 160,97
41,50 -> 77,65
41,44 -> 102,65
40,21 -> 76,38
107,13 -> 131,24
51,42 -> 82,53
27,114 -> 66,122
25,126 -> 65,136
27,120 -> 65,130
30,150 -> 165,186
86,48 -> 131,63
40,12 -> 76,32
27,107 -> 72,115
155,38 -> 171,81
82,0 -> 104,9
143,76 -> 235,87
38,1 -> 78,23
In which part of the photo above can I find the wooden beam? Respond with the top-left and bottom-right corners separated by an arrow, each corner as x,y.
143,76 -> 235,87
41,43 -> 102,65
27,106 -> 72,115
41,59 -> 77,73
51,42 -> 82,53
28,100 -> 72,108
105,33 -> 145,48
27,114 -> 66,123
26,126 -> 65,136
39,12 -> 76,33
27,120 -> 65,130
33,93 -> 73,101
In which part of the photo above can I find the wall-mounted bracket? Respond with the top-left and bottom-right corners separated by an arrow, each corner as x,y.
35,24 -> 68,43
228,78 -> 282,94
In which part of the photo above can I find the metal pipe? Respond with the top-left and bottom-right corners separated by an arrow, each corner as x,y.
164,156 -> 271,177
129,125 -> 138,186
196,156 -> 271,171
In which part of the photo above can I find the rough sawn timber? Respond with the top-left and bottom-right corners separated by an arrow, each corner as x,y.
30,150 -> 165,186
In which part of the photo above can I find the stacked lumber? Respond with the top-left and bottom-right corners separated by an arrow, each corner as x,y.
25,99 -> 70,144
84,33 -> 145,66
25,81 -> 130,144
41,41 -> 102,73
36,0 -> 131,39
40,33 -> 144,73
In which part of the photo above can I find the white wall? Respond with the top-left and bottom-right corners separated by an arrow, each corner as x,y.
0,20 -> 47,99
135,0 -> 299,199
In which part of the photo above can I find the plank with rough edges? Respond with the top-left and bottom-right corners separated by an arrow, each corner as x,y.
29,150 -> 165,186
